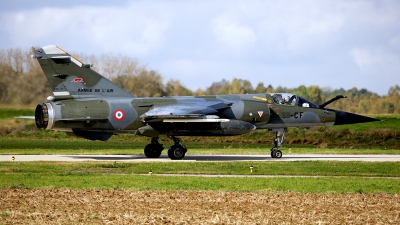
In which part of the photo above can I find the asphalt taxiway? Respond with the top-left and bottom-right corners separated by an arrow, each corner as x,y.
1,154 -> 399,162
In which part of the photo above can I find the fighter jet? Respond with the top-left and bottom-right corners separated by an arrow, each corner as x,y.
32,45 -> 379,159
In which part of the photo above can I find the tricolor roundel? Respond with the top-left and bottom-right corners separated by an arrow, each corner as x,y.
114,109 -> 125,121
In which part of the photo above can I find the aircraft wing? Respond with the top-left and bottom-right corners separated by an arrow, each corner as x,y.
140,100 -> 230,122
138,100 -> 255,137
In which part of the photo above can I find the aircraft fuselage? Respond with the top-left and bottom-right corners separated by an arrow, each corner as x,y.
36,93 -> 337,139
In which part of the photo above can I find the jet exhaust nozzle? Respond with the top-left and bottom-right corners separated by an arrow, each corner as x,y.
35,103 -> 55,129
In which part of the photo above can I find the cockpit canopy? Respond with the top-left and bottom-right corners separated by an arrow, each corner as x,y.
269,93 -> 319,108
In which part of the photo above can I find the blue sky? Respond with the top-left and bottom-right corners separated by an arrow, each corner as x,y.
1,0 -> 399,95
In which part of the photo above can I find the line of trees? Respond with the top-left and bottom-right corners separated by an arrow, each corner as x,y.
0,47 -> 399,114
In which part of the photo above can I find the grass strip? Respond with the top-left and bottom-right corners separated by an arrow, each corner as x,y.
1,173 -> 398,194
1,160 -> 399,194
1,161 -> 399,177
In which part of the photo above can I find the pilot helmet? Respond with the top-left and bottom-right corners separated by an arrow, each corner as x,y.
284,96 -> 290,102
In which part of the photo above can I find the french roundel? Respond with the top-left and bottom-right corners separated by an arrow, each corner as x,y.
114,109 -> 125,121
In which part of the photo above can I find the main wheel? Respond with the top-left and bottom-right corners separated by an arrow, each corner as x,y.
168,145 -> 186,160
144,144 -> 163,158
272,150 -> 282,158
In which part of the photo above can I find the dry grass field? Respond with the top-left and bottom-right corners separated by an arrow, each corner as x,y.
1,189 -> 399,224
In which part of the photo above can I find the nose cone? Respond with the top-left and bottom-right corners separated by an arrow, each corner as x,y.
333,110 -> 380,125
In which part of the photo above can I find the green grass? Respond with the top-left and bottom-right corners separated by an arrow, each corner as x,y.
1,161 -> 399,177
2,174 -> 399,193
0,107 -> 34,119
0,161 -> 399,193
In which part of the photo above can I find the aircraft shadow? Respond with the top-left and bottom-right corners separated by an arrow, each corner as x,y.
183,155 -> 270,161
65,155 -> 272,161
64,154 -> 386,162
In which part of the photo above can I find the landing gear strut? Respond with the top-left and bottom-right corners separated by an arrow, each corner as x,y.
144,137 -> 164,158
167,136 -> 187,160
270,128 -> 287,158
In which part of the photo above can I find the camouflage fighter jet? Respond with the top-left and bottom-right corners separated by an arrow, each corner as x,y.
32,45 -> 379,159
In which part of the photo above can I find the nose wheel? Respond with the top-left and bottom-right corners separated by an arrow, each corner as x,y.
271,149 -> 283,158
270,128 -> 286,158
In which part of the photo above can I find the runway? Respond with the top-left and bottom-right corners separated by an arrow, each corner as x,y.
1,154 -> 399,162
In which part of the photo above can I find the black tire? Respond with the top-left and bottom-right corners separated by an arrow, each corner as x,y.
272,150 -> 282,158
168,145 -> 186,160
144,144 -> 162,158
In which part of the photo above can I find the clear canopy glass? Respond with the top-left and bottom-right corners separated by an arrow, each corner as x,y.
269,93 -> 318,108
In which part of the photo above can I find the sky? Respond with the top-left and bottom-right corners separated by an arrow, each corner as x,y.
1,0 -> 399,96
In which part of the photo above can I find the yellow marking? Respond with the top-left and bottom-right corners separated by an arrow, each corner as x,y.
252,96 -> 268,101
71,55 -> 83,64
56,46 -> 68,54
56,46 -> 84,65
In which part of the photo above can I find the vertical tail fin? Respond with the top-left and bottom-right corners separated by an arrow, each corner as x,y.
32,45 -> 132,100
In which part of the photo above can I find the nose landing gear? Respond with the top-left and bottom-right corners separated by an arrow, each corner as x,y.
270,128 -> 286,158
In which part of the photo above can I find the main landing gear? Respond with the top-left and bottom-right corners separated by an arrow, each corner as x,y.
167,136 -> 187,160
144,137 -> 164,158
143,136 -> 187,160
270,128 -> 287,158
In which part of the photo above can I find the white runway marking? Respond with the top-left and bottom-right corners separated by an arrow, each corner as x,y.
1,154 -> 399,162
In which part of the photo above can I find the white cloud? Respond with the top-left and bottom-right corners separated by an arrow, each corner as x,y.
350,47 -> 400,73
1,2 -> 172,56
212,4 -> 258,54
213,21 -> 257,50
349,48 -> 377,71
208,1 -> 348,60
